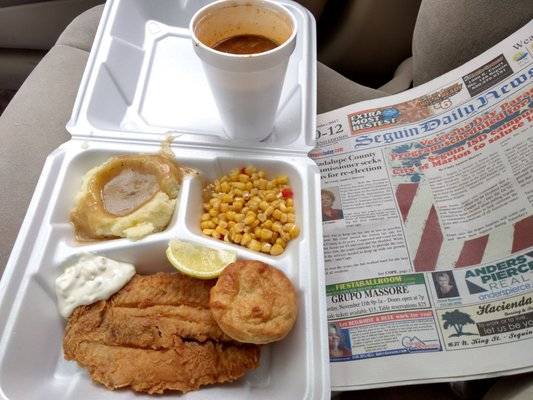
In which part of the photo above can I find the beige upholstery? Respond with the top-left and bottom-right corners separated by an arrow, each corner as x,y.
316,0 -> 422,89
0,5 -> 103,272
412,0 -> 533,86
0,0 -> 104,89
317,62 -> 389,113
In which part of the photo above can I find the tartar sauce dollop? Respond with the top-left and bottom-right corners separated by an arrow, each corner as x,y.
55,253 -> 136,318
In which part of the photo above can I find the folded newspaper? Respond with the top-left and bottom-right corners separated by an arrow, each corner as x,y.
310,20 -> 533,391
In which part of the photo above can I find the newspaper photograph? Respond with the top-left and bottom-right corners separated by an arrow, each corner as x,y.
310,20 -> 533,390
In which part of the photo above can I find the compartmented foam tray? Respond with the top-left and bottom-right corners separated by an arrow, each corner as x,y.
0,1 -> 329,399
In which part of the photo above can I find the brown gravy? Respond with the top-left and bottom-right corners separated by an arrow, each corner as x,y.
102,168 -> 159,216
213,34 -> 279,55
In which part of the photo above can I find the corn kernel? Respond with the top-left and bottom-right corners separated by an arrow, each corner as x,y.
264,191 -> 276,202
244,215 -> 256,226
216,225 -> 229,235
262,219 -> 273,229
261,242 -> 272,253
260,228 -> 273,241
247,239 -> 262,252
231,182 -> 246,190
245,210 -> 256,218
210,198 -> 221,210
276,175 -> 289,185
289,224 -> 300,238
272,221 -> 283,233
265,205 -> 274,217
259,200 -> 269,211
275,237 -> 287,247
241,233 -> 253,246
222,193 -> 233,203
233,222 -> 245,233
220,181 -> 230,193
270,243 -> 284,256
280,230 -> 291,242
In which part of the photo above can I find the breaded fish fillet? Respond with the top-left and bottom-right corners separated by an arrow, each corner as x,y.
63,272 -> 260,394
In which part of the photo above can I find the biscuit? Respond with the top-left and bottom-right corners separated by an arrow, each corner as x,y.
209,260 -> 297,344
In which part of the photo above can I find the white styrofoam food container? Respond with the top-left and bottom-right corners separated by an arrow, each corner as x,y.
0,1 -> 330,399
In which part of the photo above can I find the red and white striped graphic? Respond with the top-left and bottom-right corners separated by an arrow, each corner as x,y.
395,182 -> 533,272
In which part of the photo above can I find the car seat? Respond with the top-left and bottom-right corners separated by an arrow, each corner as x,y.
316,0 -> 533,113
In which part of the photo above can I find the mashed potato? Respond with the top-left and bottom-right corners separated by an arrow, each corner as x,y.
70,153 -> 184,241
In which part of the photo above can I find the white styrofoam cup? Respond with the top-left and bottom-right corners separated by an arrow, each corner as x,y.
190,0 -> 297,141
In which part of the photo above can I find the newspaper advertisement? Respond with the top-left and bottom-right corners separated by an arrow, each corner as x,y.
310,21 -> 533,390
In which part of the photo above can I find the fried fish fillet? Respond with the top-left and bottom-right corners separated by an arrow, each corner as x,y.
63,272 -> 260,394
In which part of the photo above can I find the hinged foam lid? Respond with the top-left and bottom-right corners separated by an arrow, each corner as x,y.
67,0 -> 317,155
